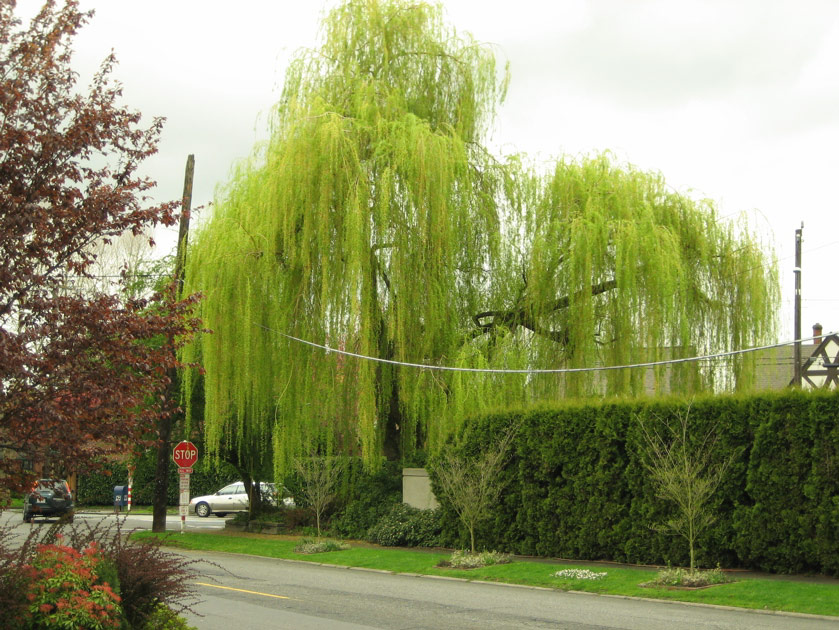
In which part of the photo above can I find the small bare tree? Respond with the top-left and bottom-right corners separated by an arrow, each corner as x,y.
293,455 -> 343,539
637,405 -> 736,572
433,423 -> 519,554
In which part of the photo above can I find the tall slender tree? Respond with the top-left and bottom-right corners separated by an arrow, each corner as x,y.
182,0 -> 778,477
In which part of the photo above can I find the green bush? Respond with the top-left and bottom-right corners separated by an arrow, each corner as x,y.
0,545 -> 30,625
366,503 -> 442,547
327,460 -> 402,539
51,519 -> 201,628
141,604 -> 198,630
22,541 -> 122,629
429,389 -> 839,576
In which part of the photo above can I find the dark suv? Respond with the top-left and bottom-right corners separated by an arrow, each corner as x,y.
23,479 -> 74,523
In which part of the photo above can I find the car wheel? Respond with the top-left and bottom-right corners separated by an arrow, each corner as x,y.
23,506 -> 31,523
195,502 -> 211,517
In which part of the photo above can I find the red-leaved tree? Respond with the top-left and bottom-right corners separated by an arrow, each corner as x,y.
0,1 -> 201,493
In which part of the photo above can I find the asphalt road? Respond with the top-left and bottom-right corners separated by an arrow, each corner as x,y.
179,550 -> 838,630
0,509 -> 227,547
2,511 -> 836,629
2,507 -> 230,526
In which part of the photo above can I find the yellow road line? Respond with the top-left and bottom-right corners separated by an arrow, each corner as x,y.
195,582 -> 294,600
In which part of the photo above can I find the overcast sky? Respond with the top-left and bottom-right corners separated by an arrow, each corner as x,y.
21,0 -> 839,342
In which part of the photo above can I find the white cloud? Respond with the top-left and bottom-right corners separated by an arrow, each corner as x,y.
15,0 -> 839,336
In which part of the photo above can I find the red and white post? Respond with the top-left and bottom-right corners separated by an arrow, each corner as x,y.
127,464 -> 134,512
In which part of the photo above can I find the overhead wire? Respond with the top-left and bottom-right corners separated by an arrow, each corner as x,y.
256,323 -> 835,375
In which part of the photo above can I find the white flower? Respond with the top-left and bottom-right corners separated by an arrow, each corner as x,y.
553,568 -> 607,580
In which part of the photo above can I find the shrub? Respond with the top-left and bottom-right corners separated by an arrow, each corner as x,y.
1,525 -> 123,629
366,503 -> 442,547
25,540 -> 122,629
232,506 -> 314,531
231,506 -> 283,525
641,565 -> 733,588
437,550 -> 512,569
2,520 -> 202,629
293,538 -> 350,554
141,603 -> 198,630
330,495 -> 399,539
59,518 -> 202,629
0,524 -> 33,626
326,460 -> 402,539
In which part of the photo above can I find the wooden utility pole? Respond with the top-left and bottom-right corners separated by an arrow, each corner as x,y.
174,155 -> 194,292
793,222 -> 803,388
152,155 -> 194,533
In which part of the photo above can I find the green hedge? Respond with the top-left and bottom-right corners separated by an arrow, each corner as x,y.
323,459 -> 403,539
429,389 -> 839,575
76,449 -> 239,506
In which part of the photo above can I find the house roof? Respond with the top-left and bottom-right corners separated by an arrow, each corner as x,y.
800,334 -> 839,389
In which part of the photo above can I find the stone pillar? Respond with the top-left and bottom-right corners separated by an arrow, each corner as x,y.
402,468 -> 439,509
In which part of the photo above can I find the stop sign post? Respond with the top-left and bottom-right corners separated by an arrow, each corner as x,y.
172,441 -> 198,532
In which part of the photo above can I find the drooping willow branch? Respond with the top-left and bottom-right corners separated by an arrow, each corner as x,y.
181,0 -> 778,476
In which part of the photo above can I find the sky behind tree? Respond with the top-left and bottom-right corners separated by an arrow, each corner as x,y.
21,0 -> 839,343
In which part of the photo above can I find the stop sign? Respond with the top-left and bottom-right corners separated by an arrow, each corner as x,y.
172,441 -> 198,468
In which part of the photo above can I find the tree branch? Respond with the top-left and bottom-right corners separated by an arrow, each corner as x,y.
472,279 -> 618,344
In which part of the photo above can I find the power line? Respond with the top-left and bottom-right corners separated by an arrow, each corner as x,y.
257,323 -> 834,375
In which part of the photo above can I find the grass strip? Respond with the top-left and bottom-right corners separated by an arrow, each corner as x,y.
133,531 -> 839,618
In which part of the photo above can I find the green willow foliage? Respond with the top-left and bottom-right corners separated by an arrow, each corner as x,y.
181,0 -> 778,477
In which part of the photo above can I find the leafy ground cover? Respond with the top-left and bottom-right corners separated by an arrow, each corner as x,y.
438,550 -> 512,569
640,566 -> 734,588
294,538 -> 350,554
134,531 -> 839,617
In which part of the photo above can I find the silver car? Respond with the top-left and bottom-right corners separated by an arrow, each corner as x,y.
189,481 -> 292,517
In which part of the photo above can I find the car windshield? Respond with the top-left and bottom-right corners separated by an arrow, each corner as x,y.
34,480 -> 68,493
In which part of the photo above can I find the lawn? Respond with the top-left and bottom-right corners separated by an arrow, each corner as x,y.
134,531 -> 839,618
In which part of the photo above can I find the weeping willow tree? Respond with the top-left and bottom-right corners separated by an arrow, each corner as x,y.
182,0 -> 778,478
